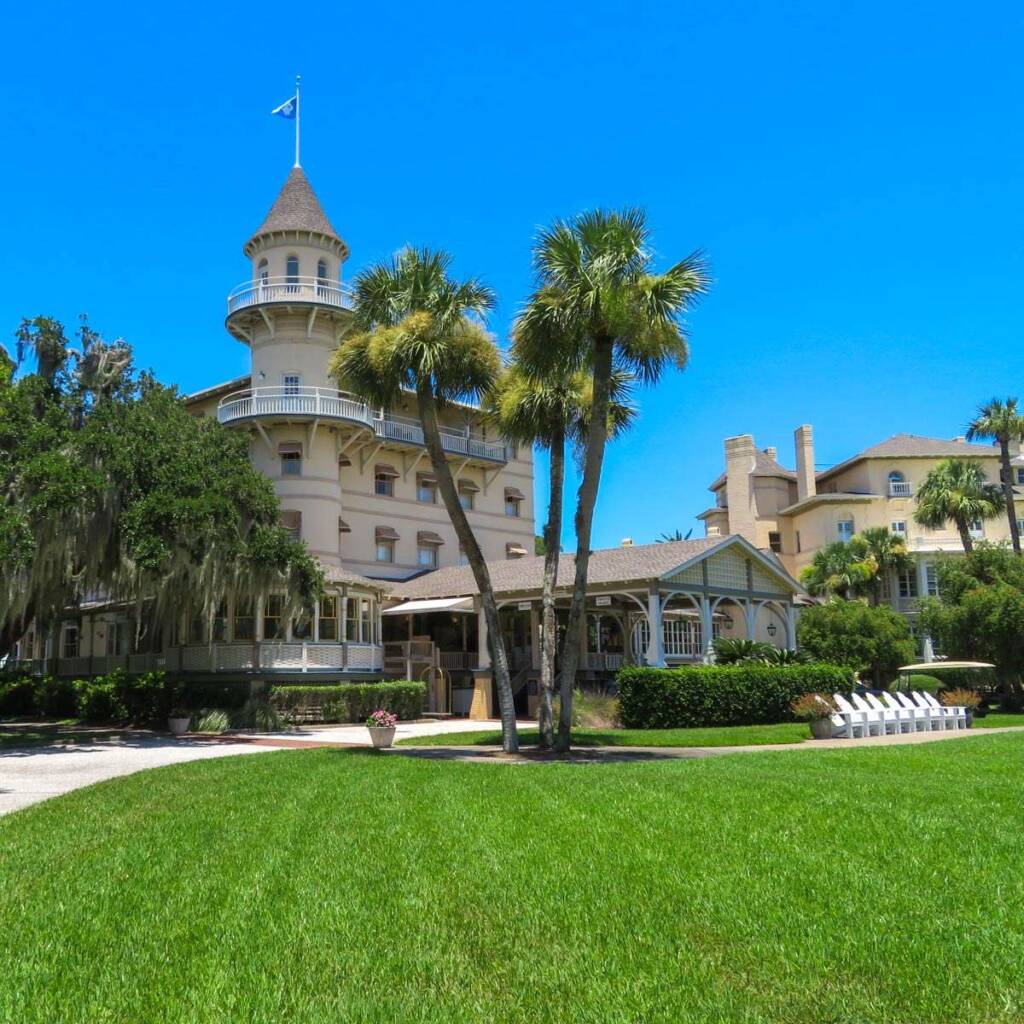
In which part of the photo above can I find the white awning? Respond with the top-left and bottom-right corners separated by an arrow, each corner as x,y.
383,597 -> 475,615
898,661 -> 995,672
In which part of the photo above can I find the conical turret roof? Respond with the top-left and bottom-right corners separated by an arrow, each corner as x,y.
245,167 -> 347,256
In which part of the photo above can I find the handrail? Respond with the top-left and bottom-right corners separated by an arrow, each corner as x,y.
227,276 -> 354,315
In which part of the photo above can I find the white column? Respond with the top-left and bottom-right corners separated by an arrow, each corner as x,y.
744,599 -> 756,642
646,590 -> 664,667
476,599 -> 491,669
529,604 -> 540,670
785,605 -> 797,650
700,596 -> 714,664
915,557 -> 934,660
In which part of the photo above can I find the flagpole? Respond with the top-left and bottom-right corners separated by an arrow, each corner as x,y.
294,75 -> 301,167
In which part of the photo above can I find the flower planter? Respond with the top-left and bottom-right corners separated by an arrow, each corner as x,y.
168,716 -> 191,737
368,726 -> 396,749
809,718 -> 833,740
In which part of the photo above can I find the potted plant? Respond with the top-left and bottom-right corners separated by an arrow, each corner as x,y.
366,709 -> 398,748
168,706 -> 192,737
940,688 -> 982,728
791,693 -> 837,740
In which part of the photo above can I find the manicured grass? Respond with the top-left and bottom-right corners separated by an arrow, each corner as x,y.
400,721 -> 811,747
974,712 -> 1024,729
3,738 -> 1024,1022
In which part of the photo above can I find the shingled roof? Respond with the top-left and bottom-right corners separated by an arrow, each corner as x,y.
245,168 -> 347,255
391,537 -> 732,601
818,433 -> 996,481
709,449 -> 796,491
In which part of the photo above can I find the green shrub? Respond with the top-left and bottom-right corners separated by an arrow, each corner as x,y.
616,664 -> 856,729
270,681 -> 426,723
902,673 -> 944,695
180,679 -> 251,710
0,676 -> 42,717
233,698 -> 286,732
33,676 -> 78,718
193,709 -> 231,734
74,678 -> 129,724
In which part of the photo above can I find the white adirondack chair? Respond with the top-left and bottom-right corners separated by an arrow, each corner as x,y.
849,693 -> 897,735
918,690 -> 966,730
884,691 -> 929,731
828,694 -> 869,738
858,692 -> 908,734
908,691 -> 945,731
834,694 -> 880,737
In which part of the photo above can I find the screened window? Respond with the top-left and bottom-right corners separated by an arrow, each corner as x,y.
318,596 -> 339,641
417,476 -> 437,503
897,571 -> 918,599
263,595 -> 284,640
837,519 -> 855,542
61,625 -> 79,659
234,601 -> 255,641
286,255 -> 299,285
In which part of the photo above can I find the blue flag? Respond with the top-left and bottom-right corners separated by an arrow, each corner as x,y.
272,96 -> 297,119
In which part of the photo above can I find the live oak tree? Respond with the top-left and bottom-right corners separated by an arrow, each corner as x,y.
0,316 -> 322,660
328,247 -> 523,753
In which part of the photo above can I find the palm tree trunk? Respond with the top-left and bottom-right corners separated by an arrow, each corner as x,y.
955,518 -> 974,554
538,426 -> 565,751
414,387 -> 518,752
556,337 -> 614,753
999,441 -> 1021,554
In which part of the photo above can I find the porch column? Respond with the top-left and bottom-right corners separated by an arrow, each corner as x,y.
744,599 -> 756,641
475,599 -> 490,669
529,604 -> 540,670
785,605 -> 797,650
646,590 -> 664,667
700,595 -> 714,664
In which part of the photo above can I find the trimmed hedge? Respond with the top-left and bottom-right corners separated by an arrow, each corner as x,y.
616,664 -> 856,729
2,671 -> 177,725
270,682 -> 426,723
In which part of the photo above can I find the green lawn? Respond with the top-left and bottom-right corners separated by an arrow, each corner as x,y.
401,721 -> 811,747
3,738 -> 1024,1022
974,712 -> 1024,729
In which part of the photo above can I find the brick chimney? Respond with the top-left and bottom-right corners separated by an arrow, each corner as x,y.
794,424 -> 816,502
724,434 -> 757,542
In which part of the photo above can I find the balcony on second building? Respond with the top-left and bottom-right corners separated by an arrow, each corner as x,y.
227,276 -> 353,316
217,386 -> 510,464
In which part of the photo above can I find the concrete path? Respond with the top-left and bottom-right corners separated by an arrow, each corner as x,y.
0,719 -> 537,816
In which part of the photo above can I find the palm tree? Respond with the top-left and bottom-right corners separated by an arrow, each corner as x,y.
328,247 -> 521,752
486,357 -> 634,750
966,397 -> 1024,554
657,528 -> 693,543
517,209 -> 708,751
800,541 -> 874,599
852,526 -> 912,605
914,458 -> 1005,553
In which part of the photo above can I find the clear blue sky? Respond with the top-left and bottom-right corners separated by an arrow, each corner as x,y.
3,1 -> 1022,550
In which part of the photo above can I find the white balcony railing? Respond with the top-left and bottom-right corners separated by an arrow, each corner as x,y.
227,276 -> 353,316
888,481 -> 913,497
217,387 -> 509,463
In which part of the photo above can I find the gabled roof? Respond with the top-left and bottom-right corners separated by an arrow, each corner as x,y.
818,433 -> 996,481
245,167 -> 347,256
184,374 -> 250,405
389,534 -> 802,602
709,450 -> 795,491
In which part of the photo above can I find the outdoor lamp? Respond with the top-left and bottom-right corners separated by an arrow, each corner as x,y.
766,622 -> 777,637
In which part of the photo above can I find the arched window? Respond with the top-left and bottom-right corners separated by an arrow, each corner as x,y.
286,255 -> 299,289
888,470 -> 909,496
316,258 -> 329,298
257,258 -> 269,286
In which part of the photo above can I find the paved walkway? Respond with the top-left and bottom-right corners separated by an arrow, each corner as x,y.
0,719 -> 536,816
